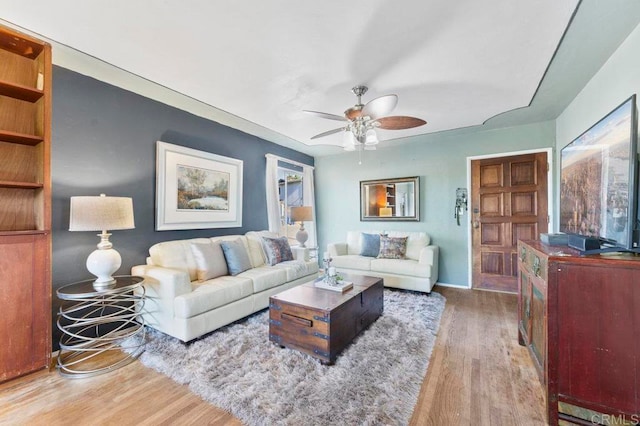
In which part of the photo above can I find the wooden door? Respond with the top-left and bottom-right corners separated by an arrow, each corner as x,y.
471,152 -> 548,292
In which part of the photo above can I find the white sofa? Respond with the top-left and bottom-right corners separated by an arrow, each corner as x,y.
327,231 -> 439,293
131,231 -> 319,342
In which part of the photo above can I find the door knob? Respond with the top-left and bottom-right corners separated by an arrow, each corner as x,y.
473,220 -> 479,229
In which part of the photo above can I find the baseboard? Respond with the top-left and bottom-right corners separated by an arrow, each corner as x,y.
433,282 -> 469,289
49,350 -> 60,371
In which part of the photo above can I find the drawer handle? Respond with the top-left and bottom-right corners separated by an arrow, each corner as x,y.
281,313 -> 312,328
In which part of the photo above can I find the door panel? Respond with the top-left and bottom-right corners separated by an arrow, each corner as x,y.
511,192 -> 537,215
480,223 -> 502,245
512,223 -> 538,245
480,193 -> 504,216
510,160 -> 537,186
481,252 -> 504,275
480,164 -> 503,187
472,152 -> 548,292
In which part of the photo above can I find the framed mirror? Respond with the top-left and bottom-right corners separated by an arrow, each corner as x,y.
360,176 -> 420,221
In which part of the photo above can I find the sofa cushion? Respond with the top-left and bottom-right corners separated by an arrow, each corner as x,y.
244,231 -> 279,268
190,241 -> 228,282
371,258 -> 431,278
261,236 -> 294,266
238,266 -> 288,293
346,231 -> 363,255
220,239 -> 252,276
388,231 -> 430,260
273,259 -> 319,281
149,238 -> 211,282
331,254 -> 373,271
378,235 -> 408,259
174,275 -> 253,319
359,233 -> 381,257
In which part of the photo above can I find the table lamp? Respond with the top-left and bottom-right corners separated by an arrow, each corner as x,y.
379,207 -> 393,217
69,194 -> 135,288
290,206 -> 313,247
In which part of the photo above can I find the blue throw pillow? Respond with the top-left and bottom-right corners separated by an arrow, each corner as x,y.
360,233 -> 381,257
220,239 -> 252,276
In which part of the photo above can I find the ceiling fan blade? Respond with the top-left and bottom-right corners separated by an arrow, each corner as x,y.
362,94 -> 398,119
310,127 -> 346,140
303,110 -> 348,122
376,116 -> 427,130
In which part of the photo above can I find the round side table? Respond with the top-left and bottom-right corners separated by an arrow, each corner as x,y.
56,275 -> 146,378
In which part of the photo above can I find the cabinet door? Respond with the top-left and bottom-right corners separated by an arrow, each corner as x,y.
0,233 -> 50,381
530,280 -> 545,372
518,270 -> 532,344
557,264 -> 639,414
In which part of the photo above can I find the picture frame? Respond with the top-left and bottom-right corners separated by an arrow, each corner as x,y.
360,176 -> 420,221
156,141 -> 243,230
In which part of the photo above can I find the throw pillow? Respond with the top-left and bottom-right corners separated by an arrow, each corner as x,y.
261,236 -> 294,266
359,233 -> 381,257
220,239 -> 252,276
377,235 -> 408,259
190,241 -> 228,282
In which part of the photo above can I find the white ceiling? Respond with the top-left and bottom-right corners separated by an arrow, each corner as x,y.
1,1 -> 640,157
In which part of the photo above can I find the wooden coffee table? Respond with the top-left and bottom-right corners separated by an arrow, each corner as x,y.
268,274 -> 383,365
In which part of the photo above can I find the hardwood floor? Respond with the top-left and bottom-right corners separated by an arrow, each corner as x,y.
0,287 -> 545,425
410,287 -> 546,426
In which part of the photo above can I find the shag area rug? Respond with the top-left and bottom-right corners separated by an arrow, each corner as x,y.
138,289 -> 446,426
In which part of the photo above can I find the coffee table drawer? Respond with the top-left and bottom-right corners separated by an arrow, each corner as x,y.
269,302 -> 331,361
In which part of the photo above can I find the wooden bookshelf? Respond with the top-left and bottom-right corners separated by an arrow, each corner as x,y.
0,24 -> 51,382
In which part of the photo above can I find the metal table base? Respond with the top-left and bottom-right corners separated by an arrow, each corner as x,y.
56,275 -> 146,378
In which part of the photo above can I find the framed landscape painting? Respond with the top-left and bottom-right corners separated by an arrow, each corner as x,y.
156,141 -> 243,230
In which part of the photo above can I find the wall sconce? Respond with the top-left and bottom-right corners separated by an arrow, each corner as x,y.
455,188 -> 468,226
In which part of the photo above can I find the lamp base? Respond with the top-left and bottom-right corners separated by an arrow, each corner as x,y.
86,247 -> 121,289
295,224 -> 309,248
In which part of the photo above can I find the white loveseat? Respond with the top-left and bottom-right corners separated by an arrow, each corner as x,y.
131,231 -> 319,342
327,231 -> 439,293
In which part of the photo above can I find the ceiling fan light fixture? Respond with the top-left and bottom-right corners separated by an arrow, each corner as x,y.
343,130 -> 356,151
365,128 -> 378,145
305,85 -> 426,155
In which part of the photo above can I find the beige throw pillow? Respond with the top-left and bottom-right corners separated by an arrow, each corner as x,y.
377,235 -> 408,259
190,241 -> 228,282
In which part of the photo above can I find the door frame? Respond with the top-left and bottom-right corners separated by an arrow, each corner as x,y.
465,148 -> 554,289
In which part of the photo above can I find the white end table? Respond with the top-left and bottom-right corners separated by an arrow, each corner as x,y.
56,275 -> 146,378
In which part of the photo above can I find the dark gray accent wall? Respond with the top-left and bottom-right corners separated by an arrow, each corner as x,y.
51,66 -> 313,348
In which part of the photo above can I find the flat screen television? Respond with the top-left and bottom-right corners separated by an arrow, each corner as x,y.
559,94 -> 639,253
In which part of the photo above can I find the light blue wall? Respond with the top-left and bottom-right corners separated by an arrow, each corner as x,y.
314,121 -> 555,287
555,22 -> 640,229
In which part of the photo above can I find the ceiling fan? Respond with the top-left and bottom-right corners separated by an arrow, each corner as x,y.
304,85 -> 427,151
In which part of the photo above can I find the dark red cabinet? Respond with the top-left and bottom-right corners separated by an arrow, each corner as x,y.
518,241 -> 640,425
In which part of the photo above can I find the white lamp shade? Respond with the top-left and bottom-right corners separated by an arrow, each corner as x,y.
365,128 -> 378,145
343,130 -> 356,151
69,194 -> 135,231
